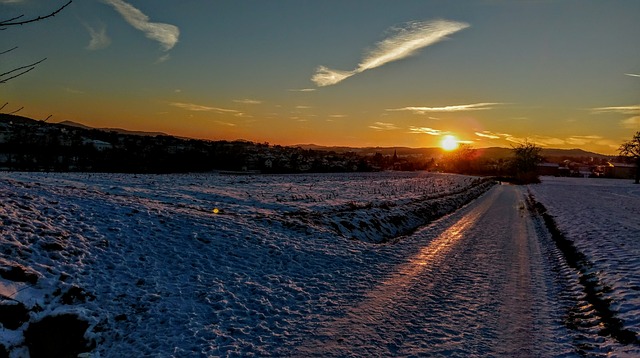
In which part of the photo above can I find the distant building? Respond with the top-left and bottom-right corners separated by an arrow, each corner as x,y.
84,139 -> 113,151
605,162 -> 637,179
536,162 -> 559,176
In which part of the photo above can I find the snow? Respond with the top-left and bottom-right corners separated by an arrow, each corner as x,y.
529,177 -> 640,346
1,171 -> 638,357
0,171 -> 493,356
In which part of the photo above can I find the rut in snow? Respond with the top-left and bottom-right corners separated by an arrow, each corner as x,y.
296,185 -> 576,357
527,193 -> 639,347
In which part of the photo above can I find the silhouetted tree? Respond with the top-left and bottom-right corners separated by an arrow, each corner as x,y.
510,141 -> 544,184
443,144 -> 477,174
619,131 -> 640,184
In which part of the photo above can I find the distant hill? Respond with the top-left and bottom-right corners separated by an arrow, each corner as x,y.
296,144 -> 444,157
57,120 -> 170,137
1,114 -> 612,161
296,144 -> 611,160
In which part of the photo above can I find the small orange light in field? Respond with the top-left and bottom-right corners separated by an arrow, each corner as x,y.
441,135 -> 459,151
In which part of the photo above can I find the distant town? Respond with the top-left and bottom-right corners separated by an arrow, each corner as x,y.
0,114 -> 636,179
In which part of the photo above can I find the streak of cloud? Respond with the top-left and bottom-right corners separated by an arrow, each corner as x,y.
591,105 -> 640,115
169,102 -> 243,116
85,23 -> 111,50
155,54 -> 171,64
369,122 -> 398,131
312,19 -> 469,87
288,88 -> 316,92
214,121 -> 236,127
474,131 -> 500,139
388,103 -> 501,114
591,104 -> 640,129
234,99 -> 263,105
622,116 -> 640,129
625,73 -> 640,78
104,0 -> 179,51
408,127 -> 442,135
566,135 -> 602,146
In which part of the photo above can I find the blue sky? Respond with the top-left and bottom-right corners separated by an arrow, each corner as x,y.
1,0 -> 639,153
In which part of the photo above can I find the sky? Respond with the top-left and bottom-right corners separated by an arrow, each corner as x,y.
1,0 -> 639,154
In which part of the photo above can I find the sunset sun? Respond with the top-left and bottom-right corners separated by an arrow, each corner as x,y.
441,135 -> 459,151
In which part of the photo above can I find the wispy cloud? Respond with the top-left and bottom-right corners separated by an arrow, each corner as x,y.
591,104 -> 640,129
170,102 -> 244,116
388,102 -> 501,114
474,131 -> 500,139
295,105 -> 312,109
329,114 -> 347,118
474,131 -> 519,143
84,23 -> 111,50
408,127 -> 442,135
312,19 -> 469,87
234,99 -> 263,105
622,116 -> 640,129
104,0 -> 179,51
369,122 -> 398,131
591,105 -> 640,115
214,121 -> 236,127
155,53 -> 172,64
565,135 -> 602,146
625,73 -> 640,78
288,88 -> 317,92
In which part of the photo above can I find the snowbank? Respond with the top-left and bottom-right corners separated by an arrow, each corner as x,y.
0,172 -> 493,356
530,177 -> 640,353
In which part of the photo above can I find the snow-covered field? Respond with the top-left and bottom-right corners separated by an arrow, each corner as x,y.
1,172 -> 638,357
529,176 -> 640,346
0,171 -> 493,357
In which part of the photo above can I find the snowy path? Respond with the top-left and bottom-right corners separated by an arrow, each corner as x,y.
296,184 -> 574,357
4,173 -> 638,356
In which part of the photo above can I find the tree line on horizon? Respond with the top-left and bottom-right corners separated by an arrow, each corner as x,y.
2,113 -> 639,185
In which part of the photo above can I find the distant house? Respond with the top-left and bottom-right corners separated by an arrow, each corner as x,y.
83,139 -> 113,151
605,162 -> 637,179
536,162 -> 559,176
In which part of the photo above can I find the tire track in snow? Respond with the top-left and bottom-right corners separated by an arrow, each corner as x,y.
296,185 -> 573,357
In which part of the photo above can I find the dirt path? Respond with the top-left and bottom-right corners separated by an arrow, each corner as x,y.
296,185 -> 574,357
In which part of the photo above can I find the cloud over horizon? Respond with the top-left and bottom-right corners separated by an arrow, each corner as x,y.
104,0 -> 179,51
312,19 -> 469,87
170,102 -> 244,117
388,102 -> 501,114
591,104 -> 640,129
408,127 -> 442,136
234,99 -> 263,105
369,122 -> 399,131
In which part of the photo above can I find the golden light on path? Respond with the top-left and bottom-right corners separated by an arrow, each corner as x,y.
441,135 -> 459,151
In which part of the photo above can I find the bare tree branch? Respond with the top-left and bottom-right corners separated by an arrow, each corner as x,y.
0,58 -> 46,83
0,46 -> 18,55
0,1 -> 72,28
0,15 -> 24,26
